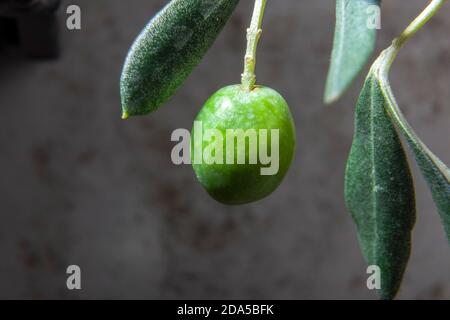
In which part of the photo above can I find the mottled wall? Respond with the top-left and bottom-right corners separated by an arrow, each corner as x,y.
0,0 -> 449,299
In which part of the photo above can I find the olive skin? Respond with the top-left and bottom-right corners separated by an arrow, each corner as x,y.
191,85 -> 296,205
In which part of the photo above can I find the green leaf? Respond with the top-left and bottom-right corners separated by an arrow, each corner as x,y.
372,47 -> 450,246
345,73 -> 416,300
325,0 -> 380,104
120,0 -> 240,118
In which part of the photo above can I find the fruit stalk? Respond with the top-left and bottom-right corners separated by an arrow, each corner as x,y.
241,0 -> 267,91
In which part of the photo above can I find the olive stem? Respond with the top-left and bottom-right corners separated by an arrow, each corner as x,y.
241,0 -> 267,91
386,0 -> 447,69
370,0 -> 447,168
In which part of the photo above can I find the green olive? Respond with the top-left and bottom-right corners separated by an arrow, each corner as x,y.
191,85 -> 296,205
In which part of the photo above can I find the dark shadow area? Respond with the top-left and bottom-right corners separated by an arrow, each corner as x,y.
0,0 -> 61,60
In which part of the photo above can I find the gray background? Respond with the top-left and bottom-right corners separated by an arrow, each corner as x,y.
0,0 -> 449,299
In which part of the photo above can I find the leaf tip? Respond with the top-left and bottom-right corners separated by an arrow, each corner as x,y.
121,110 -> 130,120
323,87 -> 341,105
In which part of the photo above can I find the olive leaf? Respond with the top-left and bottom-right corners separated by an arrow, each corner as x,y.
371,47 -> 450,245
345,73 -> 416,300
120,0 -> 240,118
324,0 -> 381,104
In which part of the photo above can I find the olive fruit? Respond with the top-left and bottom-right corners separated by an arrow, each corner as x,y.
191,85 -> 296,205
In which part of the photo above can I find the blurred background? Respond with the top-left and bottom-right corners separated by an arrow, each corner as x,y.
0,0 -> 449,299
